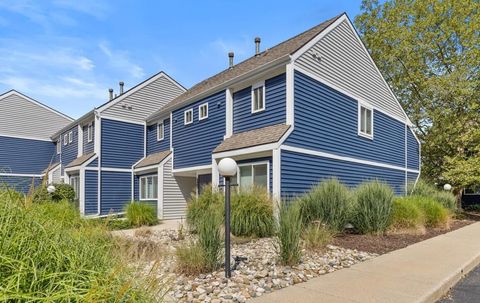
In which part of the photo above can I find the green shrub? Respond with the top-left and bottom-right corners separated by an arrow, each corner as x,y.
277,203 -> 303,265
175,243 -> 207,275
352,180 -> 394,234
125,202 -> 159,227
390,197 -> 425,229
231,186 -> 274,237
416,196 -> 450,228
297,178 -> 352,231
432,191 -> 457,210
302,222 -> 333,251
407,179 -> 437,196
31,183 -> 76,203
186,186 -> 223,232
197,209 -> 223,271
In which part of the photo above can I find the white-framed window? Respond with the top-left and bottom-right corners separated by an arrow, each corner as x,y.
235,162 -> 269,190
68,131 -> 73,143
198,103 -> 208,120
358,103 -> 373,139
63,134 -> 68,146
140,175 -> 158,200
70,176 -> 80,200
157,121 -> 164,141
56,139 -> 61,154
87,122 -> 93,143
251,81 -> 265,113
184,109 -> 193,125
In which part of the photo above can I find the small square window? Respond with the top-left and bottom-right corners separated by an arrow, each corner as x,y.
184,109 -> 193,125
157,121 -> 164,141
63,134 -> 68,146
251,82 -> 265,113
87,123 -> 93,143
56,140 -> 61,154
358,104 -> 373,138
199,103 -> 208,120
68,131 -> 73,143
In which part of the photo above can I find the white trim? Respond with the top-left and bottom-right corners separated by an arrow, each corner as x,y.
286,62 -> 295,125
172,164 -> 212,174
134,164 -> 161,173
0,172 -> 43,177
87,122 -> 93,143
225,88 -> 233,138
251,81 -> 266,113
0,133 -> 53,142
131,156 -> 145,200
212,157 -> 219,188
84,167 -> 99,171
139,174 -> 158,201
169,112 -> 173,150
144,122 -> 147,157
404,123 -> 408,194
272,148 -> 281,205
358,102 -> 374,140
68,131 -> 73,143
157,164 -> 164,219
100,115 -> 145,126
157,120 -> 165,141
236,160 -> 270,191
213,143 -> 279,159
77,125 -> 83,157
293,65 -> 410,126
281,145 -> 420,173
56,139 -> 61,154
63,134 -> 68,146
100,167 -> 132,173
95,113 -> 101,216
79,169 -> 85,215
198,103 -> 209,121
184,109 -> 193,125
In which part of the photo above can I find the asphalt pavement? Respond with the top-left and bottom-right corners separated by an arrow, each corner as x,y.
438,265 -> 480,303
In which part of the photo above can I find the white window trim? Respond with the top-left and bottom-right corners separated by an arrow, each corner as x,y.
198,103 -> 209,120
157,120 -> 165,141
63,134 -> 68,146
68,131 -> 73,143
236,161 -> 270,191
87,122 -> 93,143
56,139 -> 61,154
70,175 -> 80,200
358,102 -> 374,140
184,109 -> 193,125
251,81 -> 266,113
139,174 -> 158,201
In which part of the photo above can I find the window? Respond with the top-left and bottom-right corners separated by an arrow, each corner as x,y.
56,140 -> 61,154
358,104 -> 373,138
184,109 -> 193,125
68,131 -> 73,143
236,163 -> 268,190
199,103 -> 208,120
87,123 -> 93,143
63,134 -> 68,145
70,176 -> 80,200
157,121 -> 164,141
251,82 -> 265,113
140,175 -> 158,200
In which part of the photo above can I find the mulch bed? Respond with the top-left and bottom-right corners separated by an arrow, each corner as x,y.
333,219 -> 478,255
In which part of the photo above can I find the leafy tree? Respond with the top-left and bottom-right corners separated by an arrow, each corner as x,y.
354,0 -> 480,188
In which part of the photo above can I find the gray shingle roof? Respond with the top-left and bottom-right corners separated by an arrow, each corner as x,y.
134,150 -> 171,169
147,14 -> 343,122
65,153 -> 96,168
213,124 -> 290,153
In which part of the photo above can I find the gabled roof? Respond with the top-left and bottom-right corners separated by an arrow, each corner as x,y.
213,124 -> 290,153
65,153 -> 96,168
134,150 -> 171,169
147,14 -> 343,121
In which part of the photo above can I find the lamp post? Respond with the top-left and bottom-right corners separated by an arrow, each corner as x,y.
47,185 -> 56,194
217,158 -> 237,278
444,184 -> 452,191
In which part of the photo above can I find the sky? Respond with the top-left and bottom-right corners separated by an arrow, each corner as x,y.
0,0 -> 363,119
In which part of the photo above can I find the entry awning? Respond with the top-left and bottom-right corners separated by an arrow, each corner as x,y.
65,152 -> 96,168
134,150 -> 171,169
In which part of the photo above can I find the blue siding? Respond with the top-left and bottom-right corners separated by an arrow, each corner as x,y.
147,118 -> 170,155
172,91 -> 226,169
0,175 -> 42,194
61,126 -> 79,170
285,71 -> 406,167
233,73 -> 286,133
100,171 -> 131,214
237,157 -> 273,193
407,127 -> 420,170
281,150 -> 406,197
85,170 -> 98,215
406,171 -> 419,193
83,122 -> 95,154
0,136 -> 56,174
87,158 -> 98,167
101,119 -> 144,168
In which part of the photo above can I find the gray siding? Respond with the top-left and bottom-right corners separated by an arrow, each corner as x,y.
101,75 -> 185,122
163,158 -> 195,219
295,19 -> 406,121
0,92 -> 71,140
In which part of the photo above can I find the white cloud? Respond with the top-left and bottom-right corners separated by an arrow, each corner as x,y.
99,42 -> 145,79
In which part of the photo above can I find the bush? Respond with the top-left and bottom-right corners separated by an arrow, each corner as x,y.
277,203 -> 303,265
390,197 -> 425,230
407,179 -> 437,196
175,243 -> 207,275
32,183 -> 76,203
352,180 -> 394,234
197,209 -> 223,271
186,186 -> 223,232
302,222 -> 333,251
231,186 -> 275,237
297,178 -> 352,231
125,202 -> 159,227
416,197 -> 450,228
0,193 -> 158,301
432,191 -> 457,210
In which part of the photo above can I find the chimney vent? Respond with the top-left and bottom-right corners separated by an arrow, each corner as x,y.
119,81 -> 124,95
255,37 -> 261,56
108,88 -> 113,100
228,52 -> 234,68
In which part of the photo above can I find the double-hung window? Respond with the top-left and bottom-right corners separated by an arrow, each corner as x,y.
157,121 -> 164,141
87,123 -> 93,143
251,82 -> 265,113
358,104 -> 373,139
63,134 -> 68,146
70,176 -> 80,200
140,175 -> 158,200
236,163 -> 268,190
56,140 -> 61,154
199,103 -> 208,120
184,109 -> 193,125
68,131 -> 73,143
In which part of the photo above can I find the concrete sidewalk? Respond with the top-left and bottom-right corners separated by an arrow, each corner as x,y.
111,219 -> 183,237
252,222 -> 480,303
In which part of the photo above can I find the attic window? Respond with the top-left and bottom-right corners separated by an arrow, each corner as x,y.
68,131 -> 73,143
184,109 -> 193,125
63,134 -> 68,146
251,81 -> 265,113
87,123 -> 93,143
56,140 -> 61,154
157,121 -> 164,141
199,103 -> 208,120
358,103 -> 373,139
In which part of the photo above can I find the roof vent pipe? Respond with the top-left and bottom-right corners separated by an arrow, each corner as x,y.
255,37 -> 261,56
108,88 -> 113,100
228,52 -> 234,68
119,81 -> 124,95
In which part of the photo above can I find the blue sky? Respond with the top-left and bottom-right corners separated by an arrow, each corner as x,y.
0,0 -> 362,118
